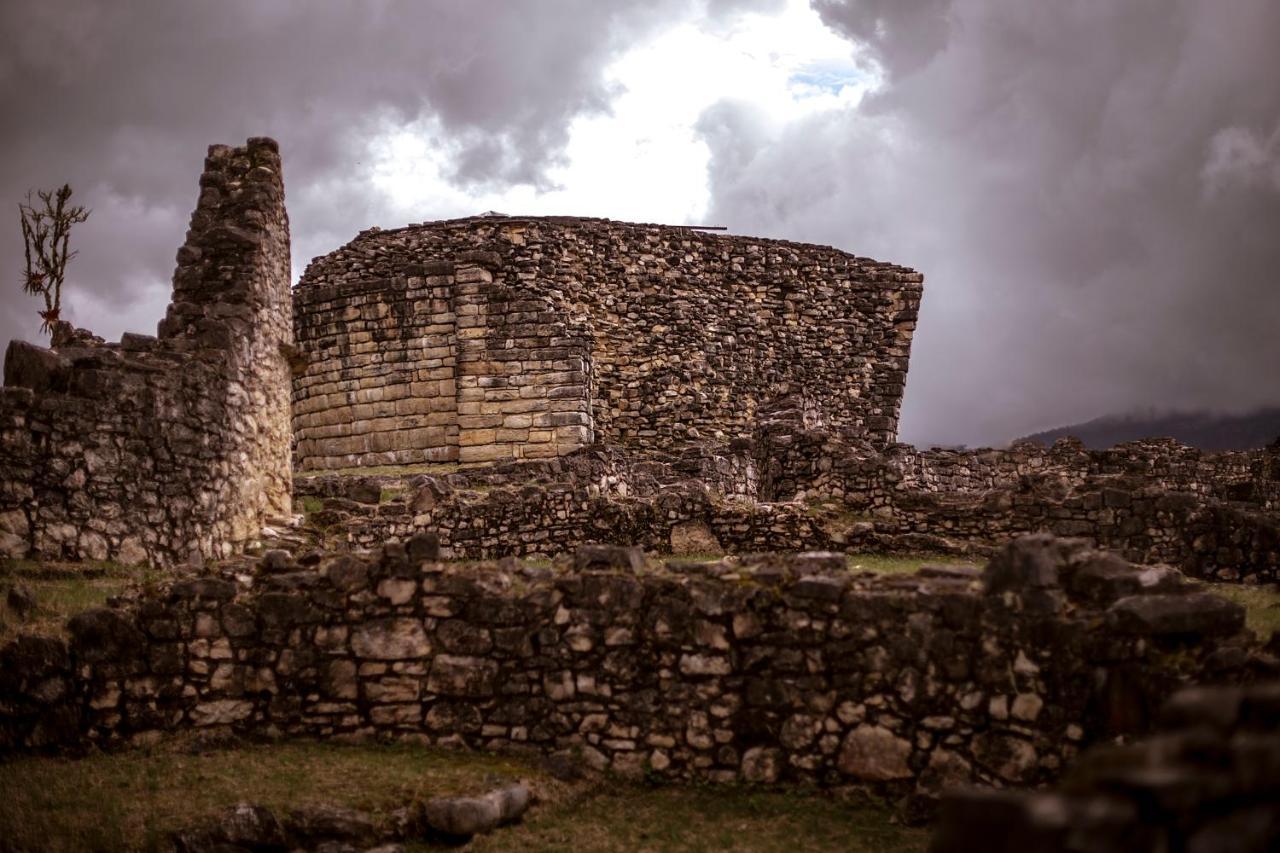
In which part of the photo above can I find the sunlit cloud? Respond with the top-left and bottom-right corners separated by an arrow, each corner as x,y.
368,0 -> 877,227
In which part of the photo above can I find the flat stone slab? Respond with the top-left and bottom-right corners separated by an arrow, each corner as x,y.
1106,593 -> 1245,637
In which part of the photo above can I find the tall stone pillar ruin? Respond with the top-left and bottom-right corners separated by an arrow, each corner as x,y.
0,137 -> 294,565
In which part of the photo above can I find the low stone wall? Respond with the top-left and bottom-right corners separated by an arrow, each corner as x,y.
0,138 -> 294,566
931,679 -> 1280,852
297,434 -> 1280,583
759,415 -> 1278,513
753,415 -> 1280,582
0,536 -> 1266,807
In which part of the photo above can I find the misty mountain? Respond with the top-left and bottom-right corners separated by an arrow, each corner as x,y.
1018,408 -> 1280,451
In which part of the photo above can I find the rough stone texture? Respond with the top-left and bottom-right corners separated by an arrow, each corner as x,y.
1,536 -> 1270,805
172,782 -> 530,851
0,138 -> 293,565
930,680 -> 1280,853
295,425 -> 1280,583
292,215 -> 922,470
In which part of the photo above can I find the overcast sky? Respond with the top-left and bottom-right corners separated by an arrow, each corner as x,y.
1,0 -> 1276,446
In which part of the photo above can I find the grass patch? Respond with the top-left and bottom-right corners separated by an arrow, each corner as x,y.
298,495 -> 325,514
0,738 -> 926,853
0,560 -> 159,644
844,553 -> 956,576
471,785 -> 926,853
802,496 -> 873,523
380,487 -> 409,504
669,552 -> 963,577
452,555 -> 555,571
668,552 -> 727,563
1206,582 -> 1280,638
295,462 -> 462,479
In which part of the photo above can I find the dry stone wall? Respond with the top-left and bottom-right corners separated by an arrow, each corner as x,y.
292,216 -> 921,470
752,416 -> 1280,582
931,679 -> 1280,852
0,536 -> 1266,805
295,426 -> 1279,583
0,138 -> 293,565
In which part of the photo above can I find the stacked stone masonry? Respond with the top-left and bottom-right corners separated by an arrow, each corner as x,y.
0,138 -> 293,565
931,680 -> 1280,852
297,424 -> 1280,584
1,536 -> 1270,804
292,216 -> 922,470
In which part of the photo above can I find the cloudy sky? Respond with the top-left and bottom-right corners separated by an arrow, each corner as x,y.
2,0 -> 1277,446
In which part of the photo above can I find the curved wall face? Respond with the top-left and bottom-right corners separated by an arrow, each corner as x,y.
292,217 -> 921,471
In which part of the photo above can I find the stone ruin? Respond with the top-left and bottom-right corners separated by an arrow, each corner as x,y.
0,139 -> 1277,846
293,214 -> 921,469
0,138 -> 292,566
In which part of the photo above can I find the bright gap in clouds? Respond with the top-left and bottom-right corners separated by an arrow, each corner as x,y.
369,0 -> 876,227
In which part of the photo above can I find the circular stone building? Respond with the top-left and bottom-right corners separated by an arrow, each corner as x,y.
291,215 -> 922,471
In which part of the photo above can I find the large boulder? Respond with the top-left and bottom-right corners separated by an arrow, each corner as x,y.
982,534 -> 1089,595
351,618 -> 430,660
68,607 -> 146,664
417,782 -> 531,841
1107,593 -> 1245,637
3,340 -> 70,393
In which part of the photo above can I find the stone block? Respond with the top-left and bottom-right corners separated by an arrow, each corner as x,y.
838,725 -> 913,780
1107,593 -> 1245,637
351,618 -> 431,659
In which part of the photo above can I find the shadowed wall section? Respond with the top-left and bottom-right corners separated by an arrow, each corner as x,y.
0,138 -> 293,565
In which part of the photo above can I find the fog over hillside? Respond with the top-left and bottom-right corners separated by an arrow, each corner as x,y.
1019,407 -> 1280,451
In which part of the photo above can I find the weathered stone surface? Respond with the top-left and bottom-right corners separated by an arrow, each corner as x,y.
741,746 -> 783,783
3,341 -> 70,393
419,783 -> 530,839
351,618 -> 430,660
284,804 -> 379,848
984,534 -> 1084,594
573,544 -> 645,572
932,681 -> 1280,853
0,536 -> 1262,798
1107,593 -> 1245,636
0,510 -> 30,559
6,582 -> 36,619
190,699 -> 254,726
972,732 -> 1038,783
172,803 -> 287,852
0,137 -> 293,566
68,608 -> 146,663
670,521 -> 721,556
838,725 -> 913,781
427,655 -> 498,697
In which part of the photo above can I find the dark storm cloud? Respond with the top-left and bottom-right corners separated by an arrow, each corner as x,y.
0,0 -> 746,347
699,0 -> 1280,447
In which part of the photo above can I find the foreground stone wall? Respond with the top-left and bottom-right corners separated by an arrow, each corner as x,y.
2,536 -> 1265,808
292,215 -> 922,470
931,679 -> 1280,852
0,138 -> 293,565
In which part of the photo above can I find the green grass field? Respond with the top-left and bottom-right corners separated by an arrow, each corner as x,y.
0,738 -> 926,852
0,559 -> 160,644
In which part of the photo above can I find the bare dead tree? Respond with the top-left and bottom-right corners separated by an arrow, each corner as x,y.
18,184 -> 90,334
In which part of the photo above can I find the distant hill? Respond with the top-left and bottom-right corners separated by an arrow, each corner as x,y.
1018,407 -> 1280,451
